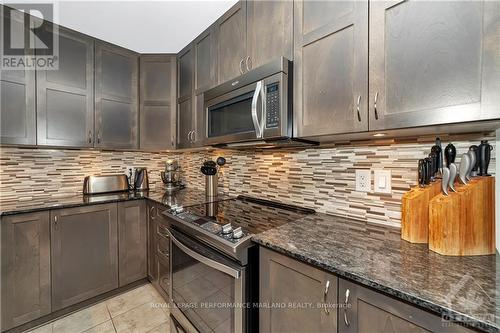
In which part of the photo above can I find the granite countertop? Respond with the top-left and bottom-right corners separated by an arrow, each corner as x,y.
0,187 -> 234,216
252,213 -> 499,333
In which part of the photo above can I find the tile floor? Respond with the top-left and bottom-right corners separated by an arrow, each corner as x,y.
26,284 -> 170,333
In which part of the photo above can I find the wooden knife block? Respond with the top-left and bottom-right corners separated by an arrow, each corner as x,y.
428,177 -> 495,256
401,181 -> 442,243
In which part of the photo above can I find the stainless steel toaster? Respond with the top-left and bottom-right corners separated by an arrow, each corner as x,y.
83,174 -> 129,194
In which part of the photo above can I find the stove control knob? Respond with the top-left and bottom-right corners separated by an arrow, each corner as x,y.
232,227 -> 244,239
221,223 -> 233,234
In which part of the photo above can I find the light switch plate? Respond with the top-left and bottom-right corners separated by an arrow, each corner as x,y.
355,169 -> 371,192
374,169 -> 392,194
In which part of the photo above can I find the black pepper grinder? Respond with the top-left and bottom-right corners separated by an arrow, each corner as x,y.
478,140 -> 493,176
444,143 -> 456,168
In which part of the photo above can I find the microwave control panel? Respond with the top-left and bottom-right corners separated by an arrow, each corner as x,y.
265,83 -> 280,128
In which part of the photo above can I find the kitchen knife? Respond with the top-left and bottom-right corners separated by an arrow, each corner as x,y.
424,158 -> 432,185
469,145 -> 479,177
444,143 -> 456,167
467,149 -> 476,180
429,152 -> 439,181
432,137 -> 443,174
448,163 -> 457,192
441,167 -> 450,195
418,159 -> 426,187
458,153 -> 470,185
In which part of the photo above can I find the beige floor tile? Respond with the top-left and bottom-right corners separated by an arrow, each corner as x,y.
82,320 -> 116,333
106,285 -> 156,318
25,323 -> 53,333
53,303 -> 110,333
112,302 -> 168,333
145,322 -> 169,333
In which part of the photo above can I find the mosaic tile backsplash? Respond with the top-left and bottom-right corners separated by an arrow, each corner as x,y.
0,133 -> 495,227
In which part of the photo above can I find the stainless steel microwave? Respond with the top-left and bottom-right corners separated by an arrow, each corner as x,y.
204,58 -> 305,148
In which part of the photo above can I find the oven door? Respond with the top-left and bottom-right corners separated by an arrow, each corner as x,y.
168,228 -> 245,333
204,72 -> 288,145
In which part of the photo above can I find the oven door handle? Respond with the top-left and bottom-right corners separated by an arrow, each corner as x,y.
168,230 -> 241,279
251,80 -> 264,138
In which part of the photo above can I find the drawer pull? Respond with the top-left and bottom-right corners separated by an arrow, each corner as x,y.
323,280 -> 330,315
344,288 -> 350,326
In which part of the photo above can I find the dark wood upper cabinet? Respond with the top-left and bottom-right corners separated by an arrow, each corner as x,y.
246,0 -> 293,69
368,0 -> 500,131
1,212 -> 51,331
118,200 -> 147,286
214,1 -> 247,83
0,7 -> 36,145
51,204 -> 118,311
95,42 -> 139,149
36,24 -> 95,147
177,44 -> 195,149
139,54 -> 176,150
294,0 -> 369,138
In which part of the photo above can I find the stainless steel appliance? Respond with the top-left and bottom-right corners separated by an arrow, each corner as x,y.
83,174 -> 129,194
161,160 -> 182,192
204,58 -> 316,148
162,196 -> 315,333
134,167 -> 149,191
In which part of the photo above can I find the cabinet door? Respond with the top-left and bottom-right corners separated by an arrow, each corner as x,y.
177,99 -> 193,149
247,0 -> 293,69
51,204 -> 118,310
0,7 -> 36,145
95,42 -> 139,149
178,45 -> 194,100
215,1 -> 247,83
36,25 -> 94,147
339,278 -> 475,333
1,212 -> 51,331
147,204 -> 158,283
194,27 -> 217,94
118,201 -> 147,286
294,0 -> 368,138
369,1 -> 500,131
140,55 -> 176,150
260,247 -> 337,333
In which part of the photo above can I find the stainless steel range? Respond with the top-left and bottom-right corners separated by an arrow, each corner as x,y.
161,196 -> 314,333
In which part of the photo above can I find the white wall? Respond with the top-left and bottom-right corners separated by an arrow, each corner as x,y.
4,0 -> 238,53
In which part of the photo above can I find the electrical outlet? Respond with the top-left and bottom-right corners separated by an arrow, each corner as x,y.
355,169 -> 371,192
374,169 -> 392,194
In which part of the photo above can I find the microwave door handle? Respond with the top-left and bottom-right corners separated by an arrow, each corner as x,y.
251,80 -> 264,138
168,229 -> 241,279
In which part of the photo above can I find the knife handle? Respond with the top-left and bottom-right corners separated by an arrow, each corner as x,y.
418,159 -> 426,187
424,158 -> 432,185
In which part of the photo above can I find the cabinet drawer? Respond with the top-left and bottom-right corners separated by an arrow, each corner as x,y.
156,223 -> 170,240
158,254 -> 170,296
156,236 -> 170,261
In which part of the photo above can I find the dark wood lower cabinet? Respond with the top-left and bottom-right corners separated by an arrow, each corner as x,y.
338,279 -> 475,333
51,204 -> 118,311
147,203 -> 158,283
118,200 -> 147,286
259,247 -> 338,333
1,212 -> 51,331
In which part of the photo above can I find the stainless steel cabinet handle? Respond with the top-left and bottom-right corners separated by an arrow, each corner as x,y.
149,206 -> 156,219
187,130 -> 192,143
245,56 -> 251,72
97,130 -> 101,144
356,95 -> 362,122
374,92 -> 379,120
191,130 -> 196,143
251,80 -> 264,138
344,288 -> 351,326
239,58 -> 245,74
323,280 -> 331,315
53,215 -> 58,230
88,130 -> 92,144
